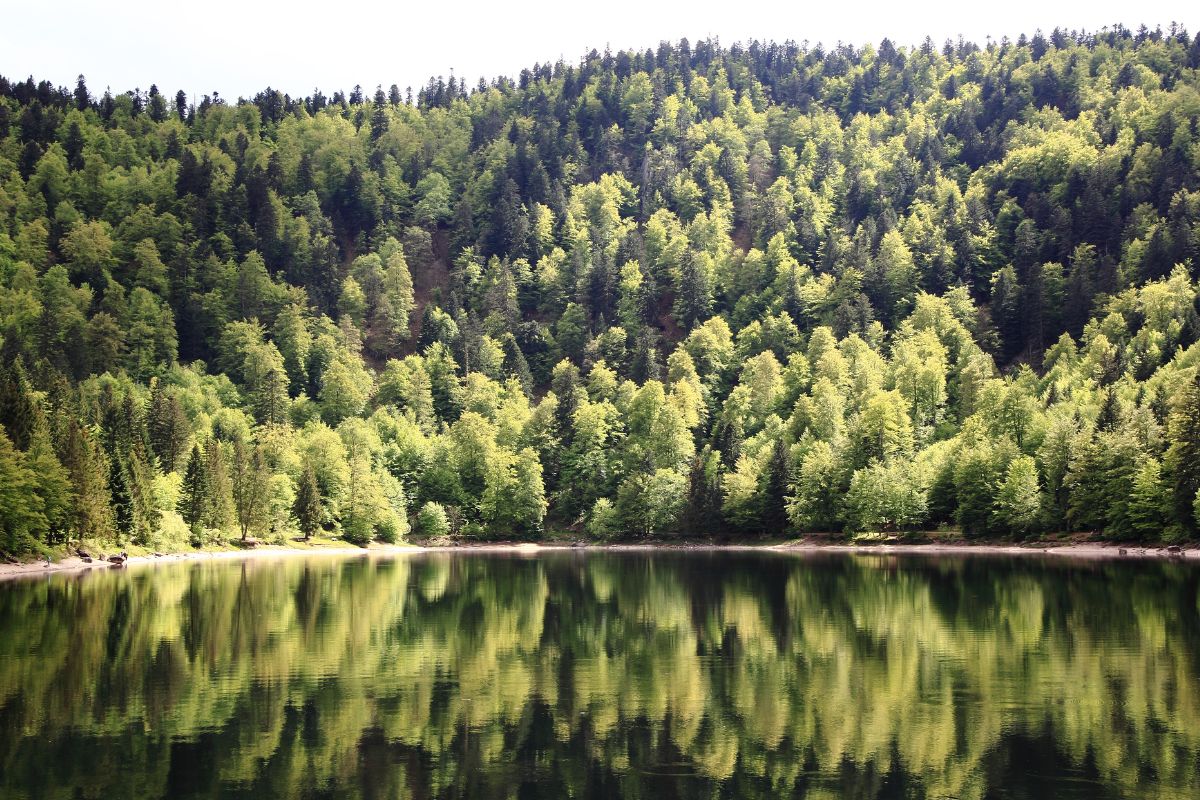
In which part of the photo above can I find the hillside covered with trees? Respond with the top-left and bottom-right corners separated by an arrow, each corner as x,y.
2,25 -> 1200,553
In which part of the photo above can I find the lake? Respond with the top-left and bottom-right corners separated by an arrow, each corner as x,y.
0,551 -> 1197,799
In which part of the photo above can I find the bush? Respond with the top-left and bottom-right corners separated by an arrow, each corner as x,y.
414,502 -> 451,539
586,498 -> 619,539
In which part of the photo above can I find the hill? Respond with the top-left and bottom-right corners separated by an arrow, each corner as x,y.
2,25 -> 1200,552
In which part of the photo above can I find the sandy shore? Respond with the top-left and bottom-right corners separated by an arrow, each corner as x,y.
1,539 -> 1196,582
0,544 -> 416,582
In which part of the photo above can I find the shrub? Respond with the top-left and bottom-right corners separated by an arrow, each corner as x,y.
414,502 -> 451,539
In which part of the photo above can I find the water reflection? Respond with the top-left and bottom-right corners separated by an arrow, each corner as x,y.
0,552 -> 1198,799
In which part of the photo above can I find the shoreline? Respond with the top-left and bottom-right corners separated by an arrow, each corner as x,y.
1,539 -> 1196,582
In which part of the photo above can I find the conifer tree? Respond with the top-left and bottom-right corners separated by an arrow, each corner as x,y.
109,460 -> 134,539
147,384 -> 189,472
293,464 -> 323,541
0,360 -> 39,451
760,439 -> 792,534
60,421 -> 114,543
203,439 -> 234,532
179,443 -> 208,541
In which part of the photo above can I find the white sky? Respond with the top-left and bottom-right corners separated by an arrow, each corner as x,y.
2,1 -> 1196,100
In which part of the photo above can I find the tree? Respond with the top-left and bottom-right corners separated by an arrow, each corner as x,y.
481,447 -> 547,536
60,420 -> 114,542
203,440 -> 234,532
1165,374 -> 1200,535
1066,431 -> 1144,537
0,361 -> 39,451
292,464 -> 323,541
74,74 -> 90,110
1128,458 -> 1173,540
954,441 -> 1005,536
245,342 -> 290,425
787,441 -> 841,531
673,251 -> 714,329
586,497 -> 619,539
681,447 -> 725,534
179,444 -> 208,542
615,469 -> 687,537
414,501 -> 451,538
340,450 -> 377,545
60,219 -> 116,284
319,358 -> 369,425
109,459 -> 134,539
0,430 -> 47,553
852,390 -> 914,466
1095,388 -> 1121,433
759,439 -> 792,534
231,439 -> 270,541
844,461 -> 927,532
147,383 -> 189,472
991,265 -> 1023,360
867,231 -> 918,325
992,455 -> 1041,536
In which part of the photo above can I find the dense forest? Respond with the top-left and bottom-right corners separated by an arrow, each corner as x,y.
2,25 -> 1200,553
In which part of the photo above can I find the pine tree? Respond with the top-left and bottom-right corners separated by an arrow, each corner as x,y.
127,444 -> 160,544
179,444 -> 208,541
760,439 -> 791,534
673,251 -> 714,329
60,421 -> 115,542
26,424 -> 72,544
501,333 -> 534,394
370,87 -> 389,141
203,439 -> 233,532
1096,388 -> 1121,432
293,464 -> 323,541
109,460 -> 134,539
73,74 -> 90,110
0,360 -> 40,451
681,447 -> 725,534
147,382 -> 189,472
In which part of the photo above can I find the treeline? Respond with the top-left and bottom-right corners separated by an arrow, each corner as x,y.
2,24 -> 1200,552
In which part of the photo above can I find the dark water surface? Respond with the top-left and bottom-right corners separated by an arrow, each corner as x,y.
1,551 -> 1198,799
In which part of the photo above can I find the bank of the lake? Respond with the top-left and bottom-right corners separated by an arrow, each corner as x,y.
3,537 -> 1197,582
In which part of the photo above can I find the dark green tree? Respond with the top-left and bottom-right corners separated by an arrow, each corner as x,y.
292,464 -> 323,541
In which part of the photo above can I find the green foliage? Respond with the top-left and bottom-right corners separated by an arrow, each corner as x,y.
179,443 -> 207,543
414,501 -> 451,539
992,455 -> 1042,536
292,464 -> 323,540
0,429 -> 47,553
786,441 -> 842,531
844,461 -> 928,532
3,30 -> 1200,546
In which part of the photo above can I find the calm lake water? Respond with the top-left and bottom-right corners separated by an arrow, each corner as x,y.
0,551 -> 1198,799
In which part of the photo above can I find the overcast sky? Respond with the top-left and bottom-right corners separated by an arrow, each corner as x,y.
2,1 -> 1196,100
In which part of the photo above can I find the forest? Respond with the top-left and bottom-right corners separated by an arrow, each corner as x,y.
2,25 -> 1200,553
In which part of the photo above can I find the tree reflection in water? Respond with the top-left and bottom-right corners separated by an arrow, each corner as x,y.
0,552 -> 1197,799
